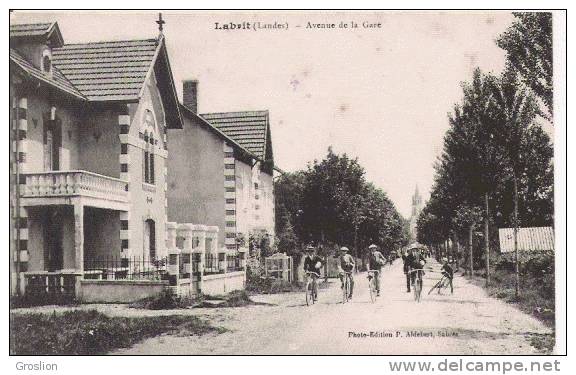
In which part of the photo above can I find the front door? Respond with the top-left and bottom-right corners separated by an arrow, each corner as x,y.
143,219 -> 156,260
44,208 -> 63,272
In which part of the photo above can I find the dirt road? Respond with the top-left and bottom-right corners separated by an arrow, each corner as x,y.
111,260 -> 553,355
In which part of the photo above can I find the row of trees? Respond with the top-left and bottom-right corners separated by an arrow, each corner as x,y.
275,147 -> 410,261
416,13 -> 554,296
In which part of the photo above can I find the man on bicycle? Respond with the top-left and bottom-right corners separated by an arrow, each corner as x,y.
338,246 -> 355,300
368,244 -> 387,296
409,246 -> 427,290
402,248 -> 415,292
441,257 -> 454,294
303,245 -> 323,300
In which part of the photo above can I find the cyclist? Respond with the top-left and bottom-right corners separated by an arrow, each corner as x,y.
402,247 -> 415,292
303,245 -> 323,300
338,246 -> 355,300
368,244 -> 387,296
409,247 -> 427,289
440,257 -> 454,294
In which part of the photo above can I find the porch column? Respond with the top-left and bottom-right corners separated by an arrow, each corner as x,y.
74,203 -> 84,273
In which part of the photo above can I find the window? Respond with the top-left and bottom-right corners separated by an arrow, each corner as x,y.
224,151 -> 234,158
143,132 -> 155,184
225,164 -> 235,169
41,49 -> 52,74
141,109 -> 156,185
254,183 -> 259,190
226,210 -> 235,216
225,187 -> 235,193
226,221 -> 236,228
226,198 -> 235,204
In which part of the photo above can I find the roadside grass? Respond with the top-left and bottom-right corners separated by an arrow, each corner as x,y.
468,263 -> 555,354
485,269 -> 555,327
10,309 -> 224,355
129,289 -> 271,310
10,294 -> 78,309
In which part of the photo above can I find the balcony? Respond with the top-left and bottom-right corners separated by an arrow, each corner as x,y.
21,170 -> 128,210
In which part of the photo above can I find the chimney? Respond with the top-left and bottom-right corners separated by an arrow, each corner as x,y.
183,80 -> 198,113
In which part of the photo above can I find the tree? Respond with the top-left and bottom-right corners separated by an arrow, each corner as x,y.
490,67 -> 541,297
274,171 -> 306,255
274,147 -> 408,263
460,68 -> 504,285
497,12 -> 553,120
453,205 -> 483,276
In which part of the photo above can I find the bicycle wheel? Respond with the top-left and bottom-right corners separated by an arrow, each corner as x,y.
413,276 -> 422,302
305,281 -> 312,306
428,279 -> 442,295
439,278 -> 450,295
416,279 -> 423,302
343,276 -> 349,304
369,276 -> 376,303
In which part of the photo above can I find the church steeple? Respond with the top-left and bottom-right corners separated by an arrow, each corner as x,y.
410,185 -> 423,239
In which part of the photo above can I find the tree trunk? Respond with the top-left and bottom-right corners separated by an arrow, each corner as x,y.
513,175 -> 520,298
453,232 -> 460,272
484,192 -> 490,286
469,225 -> 474,277
353,224 -> 358,273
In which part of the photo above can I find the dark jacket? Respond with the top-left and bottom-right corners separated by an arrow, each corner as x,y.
410,256 -> 426,270
304,255 -> 323,275
403,253 -> 415,273
368,251 -> 386,270
441,263 -> 454,279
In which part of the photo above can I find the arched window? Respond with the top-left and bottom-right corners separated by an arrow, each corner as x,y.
142,109 -> 156,185
42,49 -> 52,74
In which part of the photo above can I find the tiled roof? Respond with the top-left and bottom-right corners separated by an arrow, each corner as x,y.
10,22 -> 53,37
200,111 -> 269,159
52,39 -> 159,101
10,48 -> 84,99
499,227 -> 554,252
10,22 -> 64,47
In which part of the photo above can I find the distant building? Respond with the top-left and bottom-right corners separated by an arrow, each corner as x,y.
409,185 -> 423,239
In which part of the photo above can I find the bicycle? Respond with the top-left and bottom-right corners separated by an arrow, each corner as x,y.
341,271 -> 353,304
408,269 -> 424,302
367,270 -> 380,303
305,271 -> 320,306
428,273 -> 453,295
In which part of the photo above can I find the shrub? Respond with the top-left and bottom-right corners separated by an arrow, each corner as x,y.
10,310 -> 220,355
10,294 -> 77,309
129,288 -> 182,310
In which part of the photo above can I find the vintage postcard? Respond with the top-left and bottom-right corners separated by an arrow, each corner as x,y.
8,10 -> 565,357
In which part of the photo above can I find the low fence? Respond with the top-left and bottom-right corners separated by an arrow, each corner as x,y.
227,254 -> 243,272
84,256 -> 169,281
23,272 -> 82,299
23,253 -> 245,301
204,253 -> 225,275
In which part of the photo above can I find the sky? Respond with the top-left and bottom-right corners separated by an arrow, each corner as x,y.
11,11 -> 515,218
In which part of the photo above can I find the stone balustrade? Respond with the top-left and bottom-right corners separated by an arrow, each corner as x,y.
22,170 -> 128,202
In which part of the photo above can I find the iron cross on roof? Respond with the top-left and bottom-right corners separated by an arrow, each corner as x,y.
156,13 -> 166,33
